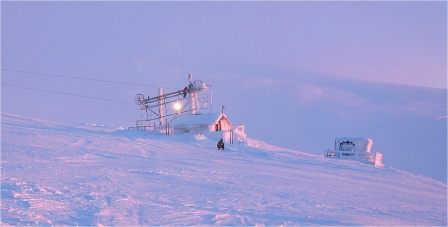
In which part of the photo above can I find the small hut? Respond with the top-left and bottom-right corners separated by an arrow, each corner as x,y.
169,113 -> 243,142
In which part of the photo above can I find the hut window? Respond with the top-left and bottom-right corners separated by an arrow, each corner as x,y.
339,141 -> 355,151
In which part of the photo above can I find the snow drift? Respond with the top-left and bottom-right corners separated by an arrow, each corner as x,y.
1,113 -> 446,226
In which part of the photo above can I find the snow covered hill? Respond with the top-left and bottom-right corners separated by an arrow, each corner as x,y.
210,69 -> 447,183
1,113 -> 447,226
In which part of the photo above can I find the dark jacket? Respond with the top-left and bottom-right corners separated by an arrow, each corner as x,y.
217,139 -> 224,149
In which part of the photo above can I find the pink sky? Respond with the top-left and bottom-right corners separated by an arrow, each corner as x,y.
2,1 -> 446,88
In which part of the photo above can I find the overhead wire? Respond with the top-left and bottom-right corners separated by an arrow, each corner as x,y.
1,68 -> 178,90
1,82 -> 135,105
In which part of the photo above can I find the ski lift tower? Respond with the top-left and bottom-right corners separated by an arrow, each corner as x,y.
130,73 -> 212,131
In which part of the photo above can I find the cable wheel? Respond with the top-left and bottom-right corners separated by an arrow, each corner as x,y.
135,94 -> 145,105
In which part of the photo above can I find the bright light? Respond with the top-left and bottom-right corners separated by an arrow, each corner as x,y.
174,102 -> 182,111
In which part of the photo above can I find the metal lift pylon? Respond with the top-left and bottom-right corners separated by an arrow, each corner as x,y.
130,74 -> 212,131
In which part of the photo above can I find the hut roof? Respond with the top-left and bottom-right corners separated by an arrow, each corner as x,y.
335,137 -> 373,143
170,113 -> 229,126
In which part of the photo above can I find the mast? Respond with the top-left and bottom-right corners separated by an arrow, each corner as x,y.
158,87 -> 165,126
189,73 -> 199,114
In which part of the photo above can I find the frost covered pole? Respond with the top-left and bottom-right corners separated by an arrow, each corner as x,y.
188,73 -> 198,114
158,87 -> 165,126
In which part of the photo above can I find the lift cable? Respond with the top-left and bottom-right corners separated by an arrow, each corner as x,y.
1,68 -> 177,90
1,82 -> 135,105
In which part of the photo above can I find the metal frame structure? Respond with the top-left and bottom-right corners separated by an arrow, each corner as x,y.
130,78 -> 212,131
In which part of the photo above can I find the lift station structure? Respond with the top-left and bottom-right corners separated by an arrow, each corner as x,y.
130,74 -> 212,131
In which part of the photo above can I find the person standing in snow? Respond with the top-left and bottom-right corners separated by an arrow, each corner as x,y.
217,139 -> 224,150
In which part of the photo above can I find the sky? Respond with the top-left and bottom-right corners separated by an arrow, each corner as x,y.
2,1 -> 446,88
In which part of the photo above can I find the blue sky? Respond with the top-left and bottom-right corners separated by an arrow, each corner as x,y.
2,1 -> 446,88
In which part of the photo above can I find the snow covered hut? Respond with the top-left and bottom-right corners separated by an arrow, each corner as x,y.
324,137 -> 383,166
169,113 -> 245,142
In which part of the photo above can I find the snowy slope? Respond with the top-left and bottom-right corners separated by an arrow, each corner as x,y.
209,70 -> 447,183
1,113 -> 447,226
3,68 -> 446,183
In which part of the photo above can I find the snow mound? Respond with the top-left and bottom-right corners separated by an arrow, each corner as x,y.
194,134 -> 207,140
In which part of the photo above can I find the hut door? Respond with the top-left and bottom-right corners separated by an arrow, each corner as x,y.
215,121 -> 222,131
